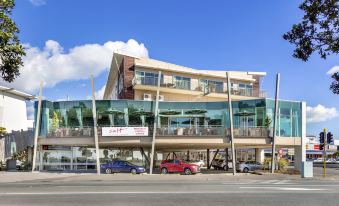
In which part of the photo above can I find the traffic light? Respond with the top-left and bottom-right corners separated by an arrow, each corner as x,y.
319,132 -> 325,151
319,132 -> 325,144
327,132 -> 334,144
319,144 -> 324,151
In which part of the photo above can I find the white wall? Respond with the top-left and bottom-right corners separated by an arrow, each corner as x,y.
0,92 -> 29,132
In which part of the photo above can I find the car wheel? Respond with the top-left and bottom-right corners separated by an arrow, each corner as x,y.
161,167 -> 168,174
223,165 -> 228,171
243,167 -> 249,173
105,168 -> 112,174
184,168 -> 192,175
130,168 -> 137,175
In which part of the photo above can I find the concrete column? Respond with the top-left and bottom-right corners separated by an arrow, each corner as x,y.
295,101 -> 306,172
255,148 -> 265,164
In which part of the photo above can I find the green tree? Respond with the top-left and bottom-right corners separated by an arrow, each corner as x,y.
0,0 -> 26,82
0,127 -> 6,136
283,0 -> 338,94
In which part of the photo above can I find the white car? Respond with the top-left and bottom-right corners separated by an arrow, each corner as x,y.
191,160 -> 205,167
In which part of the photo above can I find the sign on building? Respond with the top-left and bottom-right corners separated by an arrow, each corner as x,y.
102,127 -> 149,136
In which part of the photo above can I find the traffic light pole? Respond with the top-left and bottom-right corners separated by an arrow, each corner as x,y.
323,128 -> 326,178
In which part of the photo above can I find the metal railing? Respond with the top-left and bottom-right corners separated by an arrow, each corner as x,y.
226,126 -> 269,137
46,125 -> 270,138
47,127 -> 94,138
157,126 -> 224,136
133,76 -> 267,98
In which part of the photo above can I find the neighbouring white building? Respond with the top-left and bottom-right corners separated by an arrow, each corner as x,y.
0,86 -> 35,162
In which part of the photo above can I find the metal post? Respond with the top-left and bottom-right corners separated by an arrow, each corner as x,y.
91,75 -> 101,174
207,149 -> 210,169
226,72 -> 236,175
271,73 -> 280,173
32,81 -> 43,172
150,71 -> 162,174
323,128 -> 326,178
225,148 -> 229,171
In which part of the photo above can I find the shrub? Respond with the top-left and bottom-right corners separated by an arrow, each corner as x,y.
278,158 -> 288,171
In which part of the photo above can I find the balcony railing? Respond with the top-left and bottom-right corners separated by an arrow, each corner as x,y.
133,76 -> 266,98
157,126 -> 224,136
226,126 -> 269,137
45,125 -> 270,138
47,127 -> 94,138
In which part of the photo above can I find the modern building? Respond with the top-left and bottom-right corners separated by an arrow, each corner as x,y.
33,52 -> 306,173
0,86 -> 35,162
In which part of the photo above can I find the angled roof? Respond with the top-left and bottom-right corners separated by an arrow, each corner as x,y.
0,86 -> 36,100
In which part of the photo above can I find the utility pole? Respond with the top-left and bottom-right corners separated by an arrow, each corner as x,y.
226,72 -> 236,175
91,75 -> 101,174
32,81 -> 43,172
323,128 -> 326,178
271,73 -> 280,173
150,71 -> 161,174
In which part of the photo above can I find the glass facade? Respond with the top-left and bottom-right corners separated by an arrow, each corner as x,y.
37,146 -> 150,171
35,98 -> 302,138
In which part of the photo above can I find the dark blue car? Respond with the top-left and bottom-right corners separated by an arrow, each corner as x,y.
101,160 -> 146,174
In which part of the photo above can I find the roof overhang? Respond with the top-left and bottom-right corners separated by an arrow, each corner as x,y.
0,86 -> 36,100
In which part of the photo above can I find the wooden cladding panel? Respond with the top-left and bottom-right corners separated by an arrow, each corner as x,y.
118,56 -> 135,100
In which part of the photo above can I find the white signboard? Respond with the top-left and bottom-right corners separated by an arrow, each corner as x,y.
102,127 -> 149,136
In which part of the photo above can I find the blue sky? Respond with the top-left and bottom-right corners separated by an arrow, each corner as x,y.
6,0 -> 339,137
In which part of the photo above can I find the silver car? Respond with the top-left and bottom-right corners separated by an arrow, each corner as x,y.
236,161 -> 262,173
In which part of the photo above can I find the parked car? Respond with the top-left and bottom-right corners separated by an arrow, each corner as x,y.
236,161 -> 262,173
189,160 -> 205,167
160,159 -> 200,175
101,160 -> 146,174
211,159 -> 233,170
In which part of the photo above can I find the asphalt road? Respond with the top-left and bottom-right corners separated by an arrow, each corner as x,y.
0,169 -> 339,206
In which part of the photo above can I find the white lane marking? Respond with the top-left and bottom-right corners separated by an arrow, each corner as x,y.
240,187 -> 326,191
0,191 -> 269,195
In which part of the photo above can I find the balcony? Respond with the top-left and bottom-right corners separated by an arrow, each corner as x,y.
157,126 -> 224,136
47,127 -> 94,138
45,125 -> 269,138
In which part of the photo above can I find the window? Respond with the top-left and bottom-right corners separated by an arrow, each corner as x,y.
232,83 -> 253,96
135,70 -> 163,86
173,76 -> 191,90
200,79 -> 223,93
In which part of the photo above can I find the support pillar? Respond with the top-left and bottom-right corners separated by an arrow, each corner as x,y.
255,148 -> 265,164
295,101 -> 306,172
186,150 -> 190,161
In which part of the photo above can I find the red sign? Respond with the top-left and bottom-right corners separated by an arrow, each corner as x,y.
314,144 -> 320,150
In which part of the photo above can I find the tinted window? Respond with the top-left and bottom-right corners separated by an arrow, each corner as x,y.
112,161 -> 119,166
174,160 -> 181,164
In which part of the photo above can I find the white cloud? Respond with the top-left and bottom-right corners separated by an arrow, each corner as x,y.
306,104 -> 339,123
326,65 -> 339,75
1,39 -> 148,93
94,85 -> 106,100
29,0 -> 46,6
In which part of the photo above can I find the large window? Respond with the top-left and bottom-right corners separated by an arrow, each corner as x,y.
173,76 -> 191,90
231,83 -> 253,96
135,70 -> 163,86
200,79 -> 224,93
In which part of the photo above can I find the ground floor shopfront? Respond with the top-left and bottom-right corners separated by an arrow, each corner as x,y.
36,144 -> 299,172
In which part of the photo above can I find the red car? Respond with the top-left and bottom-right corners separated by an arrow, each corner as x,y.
160,159 -> 200,175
